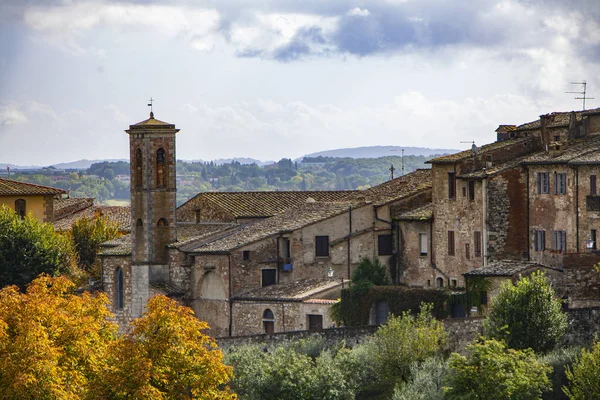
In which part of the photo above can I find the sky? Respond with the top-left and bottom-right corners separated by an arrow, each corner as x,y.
0,0 -> 599,166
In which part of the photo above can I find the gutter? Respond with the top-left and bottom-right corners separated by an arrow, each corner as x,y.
347,206 -> 352,280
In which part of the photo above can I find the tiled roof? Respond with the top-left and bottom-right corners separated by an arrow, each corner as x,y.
54,205 -> 131,232
464,260 -> 560,277
179,190 -> 356,219
99,235 -> 132,256
53,197 -> 95,220
516,107 -> 600,131
129,113 -> 175,128
233,278 -> 342,301
174,224 -> 242,252
0,178 -> 66,196
568,150 -> 600,165
458,155 -> 528,179
395,203 -> 433,221
187,202 -> 359,253
426,137 -> 529,164
358,169 -> 431,205
522,135 -> 600,165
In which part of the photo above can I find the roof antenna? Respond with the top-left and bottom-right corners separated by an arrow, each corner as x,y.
389,148 -> 405,178
566,81 -> 594,110
148,97 -> 154,118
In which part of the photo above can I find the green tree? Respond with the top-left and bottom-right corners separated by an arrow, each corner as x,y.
563,341 -> 600,400
370,303 -> 446,381
483,271 -> 567,353
0,205 -> 76,288
351,257 -> 391,287
69,214 -> 120,279
444,338 -> 552,400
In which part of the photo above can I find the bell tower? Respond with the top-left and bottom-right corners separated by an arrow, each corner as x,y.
126,111 -> 179,264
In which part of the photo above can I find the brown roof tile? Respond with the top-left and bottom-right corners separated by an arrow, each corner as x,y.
187,202 -> 359,253
0,178 -> 66,196
359,169 -> 431,205
522,135 -> 600,165
54,205 -> 131,232
464,260 -> 560,277
233,278 -> 342,301
179,190 -> 356,219
426,137 -> 529,164
53,197 -> 95,220
395,203 -> 433,221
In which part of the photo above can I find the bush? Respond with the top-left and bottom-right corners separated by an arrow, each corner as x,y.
370,303 -> 446,381
540,347 -> 580,400
0,205 -> 76,288
445,338 -> 552,400
352,257 -> 391,286
563,341 -> 600,400
69,215 -> 120,278
484,271 -> 567,353
392,357 -> 447,400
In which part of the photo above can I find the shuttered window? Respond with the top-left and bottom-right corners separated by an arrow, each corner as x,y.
315,236 -> 329,257
474,231 -> 482,257
448,231 -> 455,256
378,234 -> 393,256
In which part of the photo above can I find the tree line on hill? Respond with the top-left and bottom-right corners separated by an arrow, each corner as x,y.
8,155 -> 435,205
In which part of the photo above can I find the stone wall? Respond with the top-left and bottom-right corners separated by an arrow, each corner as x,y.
398,219 -> 434,287
177,195 -> 235,223
563,253 -> 600,308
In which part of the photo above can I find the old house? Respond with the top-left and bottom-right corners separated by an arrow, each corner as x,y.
0,177 -> 66,221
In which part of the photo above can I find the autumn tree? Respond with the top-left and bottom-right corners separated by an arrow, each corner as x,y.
0,205 -> 76,288
0,275 -> 116,399
95,295 -> 236,399
69,214 -> 120,278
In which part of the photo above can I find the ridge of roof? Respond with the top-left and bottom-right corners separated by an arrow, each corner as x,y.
426,137 -> 530,164
0,178 -> 66,196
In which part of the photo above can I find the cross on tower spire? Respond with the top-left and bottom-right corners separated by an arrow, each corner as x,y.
147,97 -> 154,118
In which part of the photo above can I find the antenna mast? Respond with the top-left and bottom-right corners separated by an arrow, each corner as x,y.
566,81 -> 594,110
389,164 -> 396,180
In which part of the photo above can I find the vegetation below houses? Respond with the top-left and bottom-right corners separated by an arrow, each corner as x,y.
7,154 -> 437,205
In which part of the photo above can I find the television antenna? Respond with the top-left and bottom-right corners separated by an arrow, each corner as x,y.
566,81 -> 594,110
390,148 -> 405,178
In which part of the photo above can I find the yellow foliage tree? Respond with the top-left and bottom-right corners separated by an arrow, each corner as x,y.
0,275 -> 116,399
0,277 -> 235,400
93,295 -> 236,400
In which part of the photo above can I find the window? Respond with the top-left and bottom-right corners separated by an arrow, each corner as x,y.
474,231 -> 482,257
315,236 -> 329,257
378,234 -> 393,256
533,230 -> 546,251
537,172 -> 549,194
554,135 -> 561,142
448,172 -> 456,199
465,243 -> 471,260
419,233 -> 428,256
243,250 -> 250,261
468,180 -> 475,201
134,148 -> 143,188
462,187 -> 467,197
553,230 -> 567,252
262,309 -> 275,334
451,279 -> 458,288
592,229 -> 598,250
157,218 -> 168,227
156,148 -> 167,188
261,269 -> 277,287
280,238 -> 291,259
375,301 -> 389,325
448,231 -> 455,256
436,277 -> 444,288
592,175 -> 597,195
554,172 -> 566,195
14,199 -> 26,219
115,267 -> 124,309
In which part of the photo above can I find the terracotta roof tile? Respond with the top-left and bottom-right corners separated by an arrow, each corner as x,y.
0,178 -> 66,196
395,203 -> 433,221
522,135 -> 600,165
188,202 -> 359,253
464,260 -> 561,277
233,278 -> 342,301
426,137 -> 529,164
53,197 -> 95,220
99,235 -> 132,256
54,205 -> 131,232
179,190 -> 356,219
358,169 -> 431,205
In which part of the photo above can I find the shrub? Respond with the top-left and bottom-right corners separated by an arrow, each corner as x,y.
484,271 -> 567,353
540,347 -> 580,400
563,341 -> 600,400
370,303 -> 446,381
392,357 -> 447,400
445,338 -> 552,400
352,257 -> 391,286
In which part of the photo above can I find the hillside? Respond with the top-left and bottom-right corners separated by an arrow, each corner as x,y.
301,145 -> 458,159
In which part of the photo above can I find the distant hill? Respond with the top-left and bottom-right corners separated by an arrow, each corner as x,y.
300,146 -> 459,160
0,159 -> 128,170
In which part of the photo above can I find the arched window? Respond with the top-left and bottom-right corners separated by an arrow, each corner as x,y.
136,219 -> 143,227
14,199 -> 26,219
134,148 -> 143,188
157,218 -> 168,227
116,267 -> 124,309
262,309 -> 275,334
436,277 -> 444,288
156,148 -> 167,188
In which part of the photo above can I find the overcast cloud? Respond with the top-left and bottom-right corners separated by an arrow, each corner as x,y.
0,0 -> 599,165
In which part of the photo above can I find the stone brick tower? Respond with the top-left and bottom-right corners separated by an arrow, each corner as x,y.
126,111 -> 179,265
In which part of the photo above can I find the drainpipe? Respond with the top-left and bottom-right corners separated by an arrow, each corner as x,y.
347,206 -> 352,280
276,236 -> 280,283
576,166 -> 580,252
228,254 -> 233,337
482,173 -> 488,267
374,205 -> 394,281
281,303 -> 286,332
